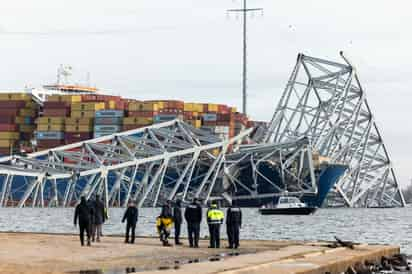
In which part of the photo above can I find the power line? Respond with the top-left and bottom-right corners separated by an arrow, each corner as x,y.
227,0 -> 263,116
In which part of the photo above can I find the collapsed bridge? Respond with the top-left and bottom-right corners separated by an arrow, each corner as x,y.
0,53 -> 405,208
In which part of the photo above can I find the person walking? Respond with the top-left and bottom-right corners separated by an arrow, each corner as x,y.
173,199 -> 183,245
92,195 -> 106,242
156,202 -> 174,246
207,202 -> 224,248
122,201 -> 139,244
184,198 -> 202,248
226,201 -> 242,249
74,196 -> 92,246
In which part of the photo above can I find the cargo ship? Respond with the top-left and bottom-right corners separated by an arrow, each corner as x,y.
0,66 -> 346,208
0,66 -> 249,156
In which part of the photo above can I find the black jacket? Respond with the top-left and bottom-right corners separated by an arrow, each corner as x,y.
74,200 -> 91,225
173,205 -> 182,224
93,199 -> 106,225
226,206 -> 242,227
160,204 -> 173,218
122,206 -> 138,225
184,202 -> 202,223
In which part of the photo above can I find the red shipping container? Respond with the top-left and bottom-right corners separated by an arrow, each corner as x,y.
0,100 -> 26,109
217,114 -> 231,122
43,108 -> 70,117
0,117 -> 16,123
65,132 -> 93,140
44,101 -> 69,108
0,109 -> 19,116
37,140 -> 65,147
203,121 -> 217,126
0,124 -> 18,131
217,104 -> 229,113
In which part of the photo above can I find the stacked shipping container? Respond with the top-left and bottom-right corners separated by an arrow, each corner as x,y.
0,93 -> 37,154
94,110 -> 124,138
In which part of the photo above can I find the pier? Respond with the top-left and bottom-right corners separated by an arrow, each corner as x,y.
0,233 -> 399,274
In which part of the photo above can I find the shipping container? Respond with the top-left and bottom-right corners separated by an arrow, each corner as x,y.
37,124 -> 65,131
71,111 -> 96,118
206,103 -> 218,112
71,102 -> 105,111
36,131 -> 64,140
93,131 -> 115,138
202,113 -> 217,121
94,125 -> 121,132
127,102 -> 158,112
65,132 -> 93,140
94,117 -> 123,125
37,139 -> 65,148
43,101 -> 69,108
0,124 -> 18,131
0,132 -> 20,140
0,101 -> 26,108
95,110 -> 124,118
36,117 -> 66,125
123,117 -> 153,125
0,109 -> 19,116
65,125 -> 93,133
126,111 -> 158,117
43,108 -> 70,117
47,94 -> 82,103
65,117 -> 94,125
153,114 -> 183,123
0,139 -> 16,147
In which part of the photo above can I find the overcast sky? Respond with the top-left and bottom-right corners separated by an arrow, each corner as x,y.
0,0 -> 411,186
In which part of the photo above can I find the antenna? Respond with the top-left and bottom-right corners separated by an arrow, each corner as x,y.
227,0 -> 263,116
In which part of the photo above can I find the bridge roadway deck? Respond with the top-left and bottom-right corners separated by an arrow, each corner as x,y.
0,232 -> 399,274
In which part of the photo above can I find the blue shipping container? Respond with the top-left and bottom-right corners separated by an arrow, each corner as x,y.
95,110 -> 124,118
94,117 -> 123,125
153,114 -> 180,123
94,131 -> 115,138
94,125 -> 122,132
36,131 -> 64,140
202,113 -> 217,121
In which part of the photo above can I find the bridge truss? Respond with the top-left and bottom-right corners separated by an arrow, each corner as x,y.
261,52 -> 405,207
0,120 -> 252,208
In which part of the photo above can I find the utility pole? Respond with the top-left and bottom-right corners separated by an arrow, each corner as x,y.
227,0 -> 263,116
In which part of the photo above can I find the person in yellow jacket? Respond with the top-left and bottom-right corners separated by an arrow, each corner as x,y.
207,202 -> 224,248
156,203 -> 174,246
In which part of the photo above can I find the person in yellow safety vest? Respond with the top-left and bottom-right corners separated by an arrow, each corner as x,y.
207,202 -> 224,248
156,203 -> 174,246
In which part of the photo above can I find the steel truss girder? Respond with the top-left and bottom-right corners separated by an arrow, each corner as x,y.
260,52 -> 405,207
0,120 -> 252,208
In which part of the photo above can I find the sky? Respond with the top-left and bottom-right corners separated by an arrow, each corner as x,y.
0,0 -> 411,186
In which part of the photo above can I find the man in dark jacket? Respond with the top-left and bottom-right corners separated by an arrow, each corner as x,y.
226,200 -> 242,249
184,198 -> 202,248
173,199 -> 183,245
74,196 -> 91,246
92,195 -> 106,242
122,201 -> 139,244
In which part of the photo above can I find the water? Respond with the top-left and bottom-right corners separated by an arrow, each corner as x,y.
0,207 -> 411,253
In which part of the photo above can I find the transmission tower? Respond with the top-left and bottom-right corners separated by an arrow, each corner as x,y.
227,0 -> 263,116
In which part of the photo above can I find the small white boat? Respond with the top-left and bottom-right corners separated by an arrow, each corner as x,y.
259,196 -> 317,215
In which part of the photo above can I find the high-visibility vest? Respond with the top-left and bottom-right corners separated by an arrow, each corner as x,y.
207,209 -> 224,224
156,217 -> 173,233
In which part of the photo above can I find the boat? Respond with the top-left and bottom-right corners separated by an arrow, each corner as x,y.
258,196 -> 317,215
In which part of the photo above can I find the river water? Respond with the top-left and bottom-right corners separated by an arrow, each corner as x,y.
0,207 -> 411,253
